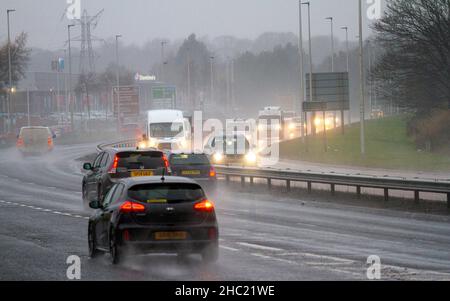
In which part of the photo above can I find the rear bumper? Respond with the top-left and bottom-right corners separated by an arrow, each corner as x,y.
117,224 -> 218,254
121,240 -> 217,254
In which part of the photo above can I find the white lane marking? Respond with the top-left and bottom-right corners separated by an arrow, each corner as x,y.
220,246 -> 240,252
0,200 -> 89,220
237,242 -> 284,252
250,253 -> 297,265
305,262 -> 353,266
221,212 -> 237,217
327,268 -> 362,277
300,252 -> 355,263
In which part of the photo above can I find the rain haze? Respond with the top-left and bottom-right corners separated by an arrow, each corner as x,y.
0,0 -> 381,49
1,0 -> 450,286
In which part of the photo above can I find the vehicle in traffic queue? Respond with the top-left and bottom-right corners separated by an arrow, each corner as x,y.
204,134 -> 258,167
166,151 -> 217,189
120,123 -> 143,140
16,126 -> 56,155
82,148 -> 170,209
143,110 -> 192,151
88,176 -> 219,264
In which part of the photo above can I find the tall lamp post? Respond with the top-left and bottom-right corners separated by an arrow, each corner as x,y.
7,9 -> 16,133
342,26 -> 350,132
161,40 -> 167,82
115,35 -> 122,129
302,1 -> 313,142
358,0 -> 366,155
325,17 -> 335,72
67,24 -> 75,131
210,55 -> 215,108
325,16 -> 337,131
297,1 -> 305,141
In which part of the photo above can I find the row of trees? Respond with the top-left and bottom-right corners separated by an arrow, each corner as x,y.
372,0 -> 450,150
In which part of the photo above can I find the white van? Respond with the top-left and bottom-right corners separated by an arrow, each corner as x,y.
144,110 -> 191,150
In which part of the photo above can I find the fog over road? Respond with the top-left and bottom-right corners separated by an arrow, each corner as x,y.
0,143 -> 450,281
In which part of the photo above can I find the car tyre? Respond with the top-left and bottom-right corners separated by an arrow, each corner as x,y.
201,243 -> 219,264
82,183 -> 89,210
109,229 -> 121,265
88,223 -> 100,258
97,184 -> 103,203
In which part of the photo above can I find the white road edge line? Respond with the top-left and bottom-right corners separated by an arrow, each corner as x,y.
219,246 -> 240,252
237,242 -> 284,252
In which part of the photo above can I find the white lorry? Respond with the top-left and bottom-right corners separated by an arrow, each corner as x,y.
143,110 -> 191,151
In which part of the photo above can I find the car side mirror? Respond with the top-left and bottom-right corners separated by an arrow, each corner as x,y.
83,163 -> 93,171
89,200 -> 102,210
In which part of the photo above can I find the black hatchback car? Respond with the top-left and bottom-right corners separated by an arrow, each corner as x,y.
167,152 -> 217,186
82,148 -> 170,209
88,176 -> 219,264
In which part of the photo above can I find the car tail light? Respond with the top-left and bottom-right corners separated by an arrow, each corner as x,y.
208,228 -> 218,240
47,137 -> 53,146
123,229 -> 130,241
120,201 -> 146,213
162,154 -> 172,174
209,166 -> 216,178
16,138 -> 24,147
162,154 -> 169,169
194,200 -> 215,212
108,155 -> 119,174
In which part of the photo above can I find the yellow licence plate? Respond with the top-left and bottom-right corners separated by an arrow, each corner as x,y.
154,231 -> 187,240
131,170 -> 154,177
181,170 -> 201,176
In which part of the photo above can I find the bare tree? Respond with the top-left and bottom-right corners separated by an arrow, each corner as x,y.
371,0 -> 450,150
0,32 -> 31,91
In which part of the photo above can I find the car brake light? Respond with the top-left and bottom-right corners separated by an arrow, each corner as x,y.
208,228 -> 218,240
162,154 -> 169,169
120,201 -> 146,213
108,155 -> 119,174
209,166 -> 216,178
47,137 -> 53,146
16,138 -> 24,147
123,229 -> 130,241
194,200 -> 215,212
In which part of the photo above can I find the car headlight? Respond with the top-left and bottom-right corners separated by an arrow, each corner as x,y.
245,152 -> 257,163
138,141 -> 147,149
148,139 -> 157,148
213,152 -> 224,163
180,139 -> 188,149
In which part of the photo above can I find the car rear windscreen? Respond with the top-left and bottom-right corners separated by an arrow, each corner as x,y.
170,154 -> 210,165
117,152 -> 164,170
128,183 -> 205,204
21,128 -> 50,143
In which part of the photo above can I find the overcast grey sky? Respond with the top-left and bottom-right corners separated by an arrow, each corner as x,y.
0,0 -> 385,50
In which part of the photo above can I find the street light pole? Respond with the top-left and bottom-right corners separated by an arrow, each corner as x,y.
298,1 -> 305,141
342,26 -> 350,132
342,27 -> 349,73
210,56 -> 214,108
358,0 -> 366,155
325,17 -> 335,72
7,9 -> 16,133
161,41 -> 167,82
67,24 -> 74,131
115,35 -> 122,129
302,1 -> 313,146
325,16 -> 337,131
